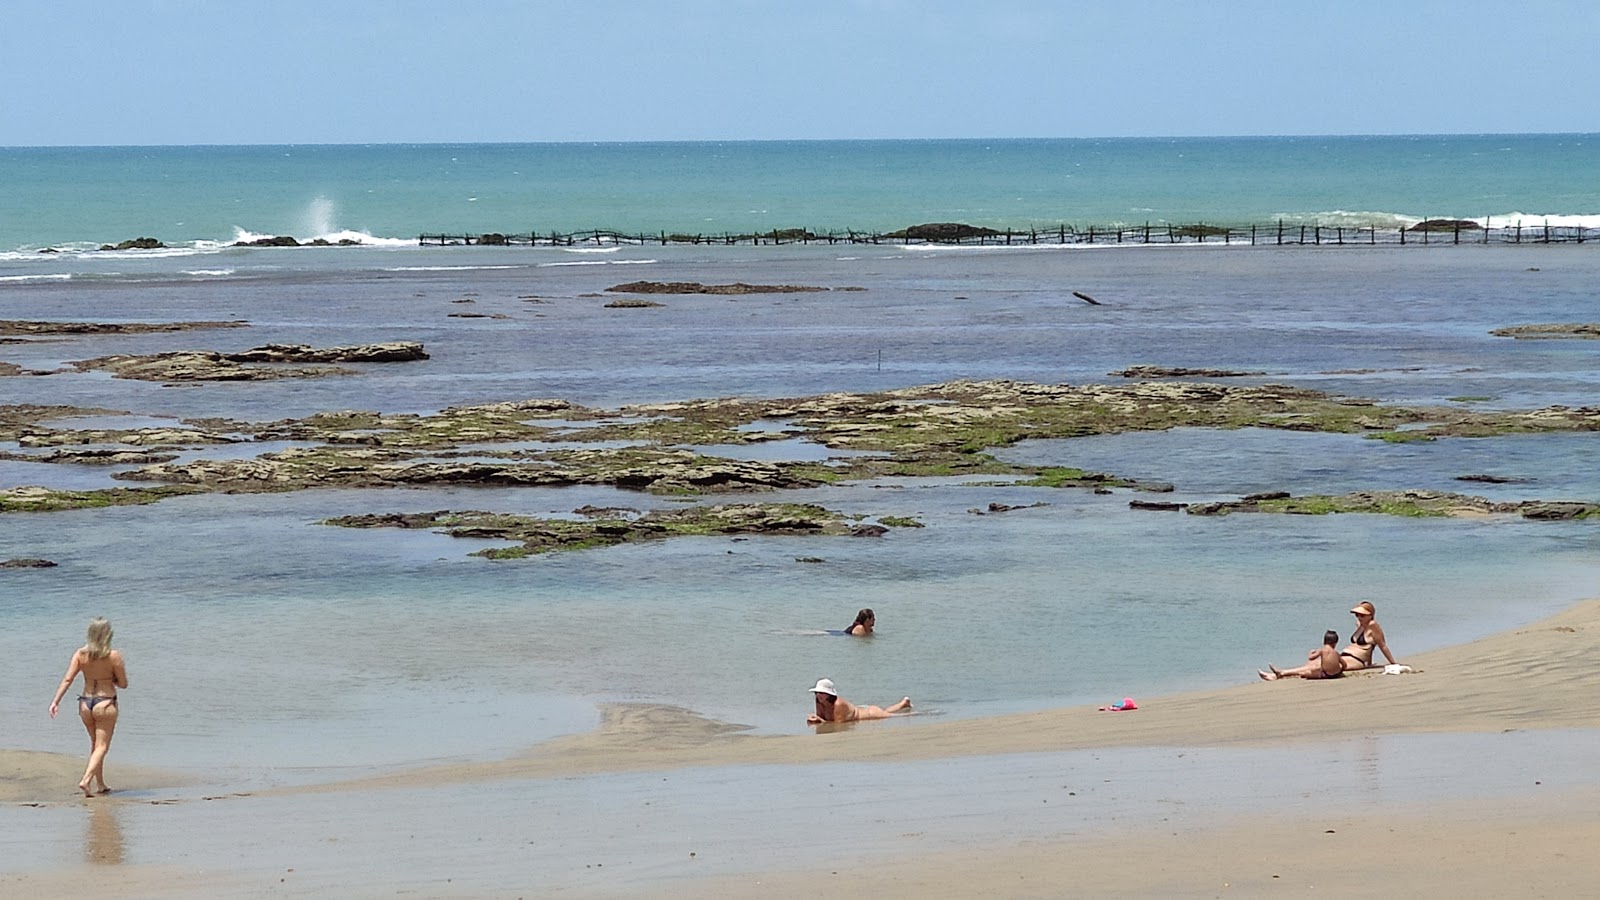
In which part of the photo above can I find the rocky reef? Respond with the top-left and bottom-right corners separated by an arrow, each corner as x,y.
1184,489 -> 1599,520
324,502 -> 902,558
882,223 -> 1002,242
606,281 -> 837,295
1490,323 -> 1600,340
4,380 -> 1598,543
97,237 -> 166,251
69,342 -> 427,382
0,320 -> 249,336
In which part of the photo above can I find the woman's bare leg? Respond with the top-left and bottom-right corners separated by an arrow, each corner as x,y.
77,703 -> 118,796
854,698 -> 913,720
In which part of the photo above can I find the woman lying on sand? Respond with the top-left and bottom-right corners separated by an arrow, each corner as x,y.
807,678 -> 911,724
48,617 -> 128,797
1260,602 -> 1399,681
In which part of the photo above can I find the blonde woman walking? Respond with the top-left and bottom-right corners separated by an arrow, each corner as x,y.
49,618 -> 128,797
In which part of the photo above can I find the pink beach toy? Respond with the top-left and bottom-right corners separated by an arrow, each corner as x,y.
1098,697 -> 1138,711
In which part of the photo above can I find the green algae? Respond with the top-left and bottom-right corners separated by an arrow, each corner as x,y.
0,485 -> 203,513
324,502 -> 866,558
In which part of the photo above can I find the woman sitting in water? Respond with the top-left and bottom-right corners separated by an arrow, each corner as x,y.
48,617 -> 128,797
844,608 -> 875,636
1259,601 -> 1399,680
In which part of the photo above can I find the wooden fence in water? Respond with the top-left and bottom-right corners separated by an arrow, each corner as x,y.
418,220 -> 1594,248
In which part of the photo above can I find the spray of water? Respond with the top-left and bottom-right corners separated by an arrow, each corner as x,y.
301,196 -> 336,240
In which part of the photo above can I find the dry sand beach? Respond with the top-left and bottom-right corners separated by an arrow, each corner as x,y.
5,596 -> 1599,897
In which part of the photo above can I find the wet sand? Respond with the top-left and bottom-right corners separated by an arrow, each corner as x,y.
5,597 -> 1600,896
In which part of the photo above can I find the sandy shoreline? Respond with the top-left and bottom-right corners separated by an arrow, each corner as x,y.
289,594 -> 1600,791
6,597 -> 1600,896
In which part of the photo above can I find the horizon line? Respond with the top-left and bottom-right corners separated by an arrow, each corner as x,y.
4,132 -> 1596,151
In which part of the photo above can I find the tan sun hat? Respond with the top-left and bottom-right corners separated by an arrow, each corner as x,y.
810,678 -> 837,696
1350,601 -> 1376,616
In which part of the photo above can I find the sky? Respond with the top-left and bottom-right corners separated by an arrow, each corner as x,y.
3,1 -> 1596,146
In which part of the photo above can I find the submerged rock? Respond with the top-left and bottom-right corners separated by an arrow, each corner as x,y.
606,281 -> 832,295
1113,366 -> 1267,379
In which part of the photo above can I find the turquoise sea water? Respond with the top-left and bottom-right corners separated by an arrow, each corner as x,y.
1,137 -> 1599,794
3,134 -> 1598,255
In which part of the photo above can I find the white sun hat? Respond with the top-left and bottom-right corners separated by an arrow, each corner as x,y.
810,678 -> 837,696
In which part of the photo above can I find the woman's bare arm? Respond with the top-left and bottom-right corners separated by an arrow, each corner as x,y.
1371,623 -> 1398,665
49,650 -> 83,717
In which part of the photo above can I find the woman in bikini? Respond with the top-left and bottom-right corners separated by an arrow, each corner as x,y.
806,678 -> 911,724
49,617 -> 128,797
1336,601 -> 1398,672
1259,601 -> 1398,680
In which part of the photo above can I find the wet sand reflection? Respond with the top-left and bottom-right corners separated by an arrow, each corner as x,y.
85,802 -> 124,866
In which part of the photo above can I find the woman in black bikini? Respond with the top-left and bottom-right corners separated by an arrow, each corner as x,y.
1337,601 -> 1398,671
49,617 -> 128,797
1258,601 -> 1399,680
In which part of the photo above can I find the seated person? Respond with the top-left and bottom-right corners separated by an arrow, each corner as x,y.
807,678 -> 911,724
1259,629 -> 1345,681
1337,601 -> 1398,671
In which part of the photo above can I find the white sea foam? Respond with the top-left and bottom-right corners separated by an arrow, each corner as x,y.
183,269 -> 236,277
1482,212 -> 1600,229
561,246 -> 622,254
1274,210 -> 1420,227
0,273 -> 72,282
537,258 -> 658,267
383,265 -> 531,272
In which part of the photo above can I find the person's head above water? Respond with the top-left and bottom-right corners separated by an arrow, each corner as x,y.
1323,629 -> 1340,646
849,608 -> 875,631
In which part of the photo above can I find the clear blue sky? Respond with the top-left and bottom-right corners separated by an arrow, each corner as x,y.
4,1 -> 1595,146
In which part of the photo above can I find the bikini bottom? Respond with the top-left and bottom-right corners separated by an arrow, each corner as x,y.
78,695 -> 117,711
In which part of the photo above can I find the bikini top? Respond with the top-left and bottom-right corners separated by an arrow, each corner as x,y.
1350,626 -> 1372,647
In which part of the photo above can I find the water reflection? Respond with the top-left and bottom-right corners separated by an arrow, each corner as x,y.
85,802 -> 124,866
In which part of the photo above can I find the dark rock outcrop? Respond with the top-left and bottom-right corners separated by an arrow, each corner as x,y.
1408,219 -> 1482,232
1,558 -> 57,568
98,237 -> 165,251
0,320 -> 248,336
233,235 -> 301,247
1113,366 -> 1267,379
607,281 -> 831,295
223,343 -> 428,364
886,223 -> 1002,242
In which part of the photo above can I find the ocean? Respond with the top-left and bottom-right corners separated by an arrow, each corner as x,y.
3,135 -> 1599,257
2,136 -> 1599,792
